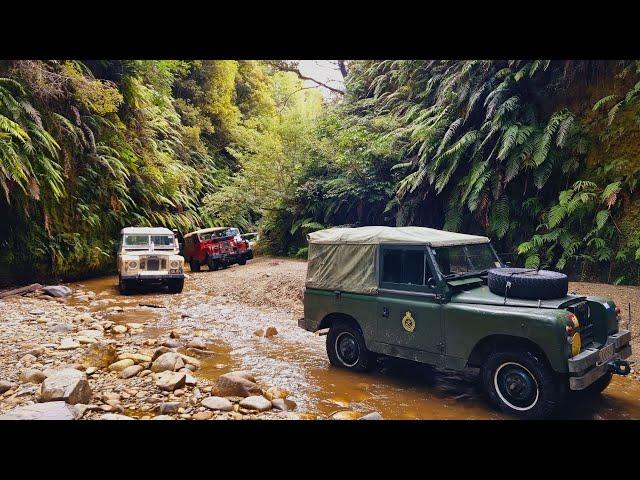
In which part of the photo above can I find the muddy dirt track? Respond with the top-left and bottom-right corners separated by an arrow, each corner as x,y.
2,256 -> 640,420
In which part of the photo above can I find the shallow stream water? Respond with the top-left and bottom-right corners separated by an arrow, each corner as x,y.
69,274 -> 640,420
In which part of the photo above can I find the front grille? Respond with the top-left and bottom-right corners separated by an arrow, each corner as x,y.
146,258 -> 160,271
569,301 -> 594,348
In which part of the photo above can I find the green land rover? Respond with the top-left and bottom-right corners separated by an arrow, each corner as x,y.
298,226 -> 632,418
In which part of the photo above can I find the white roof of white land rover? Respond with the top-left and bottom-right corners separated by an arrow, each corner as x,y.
307,226 -> 489,247
120,227 -> 175,235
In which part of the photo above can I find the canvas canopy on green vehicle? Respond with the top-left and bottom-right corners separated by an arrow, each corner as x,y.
305,226 -> 490,294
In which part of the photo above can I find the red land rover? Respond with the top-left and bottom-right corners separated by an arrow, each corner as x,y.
183,227 -> 253,272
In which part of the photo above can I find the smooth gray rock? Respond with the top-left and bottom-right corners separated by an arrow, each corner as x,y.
120,365 -> 143,379
0,401 -> 78,420
42,286 -> 72,298
201,396 -> 233,411
239,395 -> 272,412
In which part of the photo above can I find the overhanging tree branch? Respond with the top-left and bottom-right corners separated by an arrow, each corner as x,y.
267,60 -> 345,94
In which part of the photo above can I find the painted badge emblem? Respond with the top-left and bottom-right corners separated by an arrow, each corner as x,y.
402,311 -> 415,332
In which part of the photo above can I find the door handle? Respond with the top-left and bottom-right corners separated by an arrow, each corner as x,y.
382,307 -> 389,318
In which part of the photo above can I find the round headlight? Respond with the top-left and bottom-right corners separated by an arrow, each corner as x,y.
170,260 -> 179,268
128,261 -> 138,269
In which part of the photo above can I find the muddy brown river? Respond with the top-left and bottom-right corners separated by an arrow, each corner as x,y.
69,273 -> 640,420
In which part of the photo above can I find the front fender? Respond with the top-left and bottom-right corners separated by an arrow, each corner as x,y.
443,303 -> 569,373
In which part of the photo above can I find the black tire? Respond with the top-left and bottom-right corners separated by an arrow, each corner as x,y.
119,276 -> 135,295
326,322 -> 375,372
189,258 -> 201,272
208,258 -> 220,271
488,267 -> 568,300
238,257 -> 247,266
167,278 -> 184,294
481,347 -> 566,419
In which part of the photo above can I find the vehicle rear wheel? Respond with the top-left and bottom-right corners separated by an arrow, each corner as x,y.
189,259 -> 201,272
481,347 -> 566,419
119,276 -> 135,295
326,322 -> 375,372
167,278 -> 184,294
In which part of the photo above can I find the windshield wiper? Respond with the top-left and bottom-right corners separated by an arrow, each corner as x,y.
444,269 -> 488,280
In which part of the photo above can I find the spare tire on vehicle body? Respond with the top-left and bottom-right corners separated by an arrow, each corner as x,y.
488,268 -> 568,300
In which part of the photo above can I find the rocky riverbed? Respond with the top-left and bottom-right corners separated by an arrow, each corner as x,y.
0,277 -> 306,420
1,256 -> 640,420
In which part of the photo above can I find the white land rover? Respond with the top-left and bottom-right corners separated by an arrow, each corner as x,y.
117,227 -> 185,294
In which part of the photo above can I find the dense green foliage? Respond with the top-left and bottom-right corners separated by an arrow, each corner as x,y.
2,60 -> 639,284
263,61 -> 640,284
0,60 -> 321,281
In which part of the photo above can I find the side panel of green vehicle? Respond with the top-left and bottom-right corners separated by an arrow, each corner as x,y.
305,288 -> 571,372
301,242 -> 609,374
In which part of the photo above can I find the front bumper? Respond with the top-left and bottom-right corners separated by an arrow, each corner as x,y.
210,251 -> 251,263
568,330 -> 632,390
121,272 -> 185,283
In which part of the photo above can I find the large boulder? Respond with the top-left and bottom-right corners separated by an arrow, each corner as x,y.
42,285 -> 72,298
211,371 -> 261,397
0,401 -> 79,420
151,352 -> 184,373
37,368 -> 92,405
80,342 -> 118,369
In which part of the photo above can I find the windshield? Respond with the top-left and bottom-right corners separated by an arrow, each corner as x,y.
200,231 -> 231,241
123,234 -> 175,248
432,243 -> 502,278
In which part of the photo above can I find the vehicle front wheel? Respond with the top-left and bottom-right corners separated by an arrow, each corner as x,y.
189,259 -> 201,272
238,257 -> 247,266
481,347 -> 566,419
167,279 -> 184,294
326,322 -> 375,372
119,276 -> 135,295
